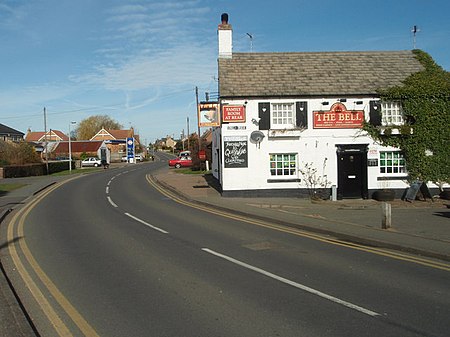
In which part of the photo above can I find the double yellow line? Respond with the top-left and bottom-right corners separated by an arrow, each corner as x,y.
147,174 -> 450,272
6,179 -> 99,337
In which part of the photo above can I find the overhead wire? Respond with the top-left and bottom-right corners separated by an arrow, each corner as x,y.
0,86 -> 198,122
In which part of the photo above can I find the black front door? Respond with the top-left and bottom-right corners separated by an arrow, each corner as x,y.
337,145 -> 368,199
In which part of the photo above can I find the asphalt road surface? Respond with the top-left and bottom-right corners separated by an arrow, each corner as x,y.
4,161 -> 450,337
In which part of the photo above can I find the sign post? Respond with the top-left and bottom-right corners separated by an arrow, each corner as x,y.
126,137 -> 135,163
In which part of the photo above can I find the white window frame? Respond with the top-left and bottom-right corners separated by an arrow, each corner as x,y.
271,103 -> 295,129
379,151 -> 406,175
269,153 -> 298,177
381,101 -> 404,126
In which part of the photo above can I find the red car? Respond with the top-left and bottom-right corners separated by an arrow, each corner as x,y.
169,156 -> 193,168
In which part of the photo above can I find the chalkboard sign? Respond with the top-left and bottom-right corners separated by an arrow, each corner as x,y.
405,181 -> 433,201
224,136 -> 248,168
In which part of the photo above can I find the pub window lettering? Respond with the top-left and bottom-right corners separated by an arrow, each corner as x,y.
270,154 -> 297,176
379,151 -> 406,174
271,103 -> 295,128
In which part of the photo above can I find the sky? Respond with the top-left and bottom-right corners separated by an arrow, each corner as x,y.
1,0 -> 449,145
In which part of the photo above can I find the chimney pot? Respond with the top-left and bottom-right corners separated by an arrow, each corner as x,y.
221,13 -> 228,24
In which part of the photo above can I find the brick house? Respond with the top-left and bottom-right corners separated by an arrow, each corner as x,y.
52,141 -> 110,162
25,129 -> 69,142
90,128 -> 142,162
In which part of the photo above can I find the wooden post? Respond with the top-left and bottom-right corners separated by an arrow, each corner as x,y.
381,202 -> 392,229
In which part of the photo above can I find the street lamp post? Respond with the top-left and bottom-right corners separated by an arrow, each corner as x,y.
68,121 -> 76,173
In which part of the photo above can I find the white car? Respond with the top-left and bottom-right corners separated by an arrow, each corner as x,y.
81,157 -> 102,167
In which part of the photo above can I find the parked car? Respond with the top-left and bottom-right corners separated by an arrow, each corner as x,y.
179,150 -> 191,158
81,157 -> 102,167
169,156 -> 193,168
122,154 -> 143,162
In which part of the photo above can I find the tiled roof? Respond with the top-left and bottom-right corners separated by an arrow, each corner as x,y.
218,51 -> 424,97
0,123 -> 24,136
25,130 -> 68,142
108,129 -> 131,139
91,128 -> 132,141
25,132 -> 45,142
53,141 -> 104,153
52,130 -> 69,141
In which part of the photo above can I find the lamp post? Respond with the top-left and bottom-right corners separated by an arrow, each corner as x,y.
68,121 -> 76,173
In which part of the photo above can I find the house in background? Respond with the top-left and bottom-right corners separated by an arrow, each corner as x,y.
0,123 -> 25,142
155,135 -> 177,151
24,129 -> 69,158
213,13 -> 437,199
52,141 -> 110,163
25,129 -> 69,142
90,127 -> 143,162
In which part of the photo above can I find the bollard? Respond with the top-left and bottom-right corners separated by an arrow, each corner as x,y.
381,202 -> 391,229
331,185 -> 337,201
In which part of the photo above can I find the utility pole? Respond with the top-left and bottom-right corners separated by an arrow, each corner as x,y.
196,86 -> 201,152
187,116 -> 190,150
43,107 -> 49,174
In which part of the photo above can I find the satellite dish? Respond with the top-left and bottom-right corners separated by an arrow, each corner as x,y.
250,130 -> 265,145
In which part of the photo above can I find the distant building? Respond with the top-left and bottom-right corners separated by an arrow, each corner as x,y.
52,141 -> 110,162
155,136 -> 177,150
0,123 -> 25,142
90,127 -> 143,162
25,129 -> 69,142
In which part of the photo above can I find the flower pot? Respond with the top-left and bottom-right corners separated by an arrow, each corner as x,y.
372,189 -> 395,201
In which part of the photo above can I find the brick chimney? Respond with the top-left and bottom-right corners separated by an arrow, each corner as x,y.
218,13 -> 232,59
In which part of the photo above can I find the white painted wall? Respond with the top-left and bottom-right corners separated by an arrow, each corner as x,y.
213,97 -> 412,192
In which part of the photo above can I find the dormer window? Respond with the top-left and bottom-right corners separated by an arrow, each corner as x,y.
382,102 -> 404,126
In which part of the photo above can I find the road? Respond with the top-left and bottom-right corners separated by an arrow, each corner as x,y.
4,161 -> 450,337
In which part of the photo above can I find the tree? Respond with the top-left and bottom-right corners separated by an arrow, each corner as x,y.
363,50 -> 450,189
75,115 -> 123,140
0,141 -> 41,165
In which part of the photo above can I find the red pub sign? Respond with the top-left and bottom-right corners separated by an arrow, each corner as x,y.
313,103 -> 364,129
222,105 -> 246,123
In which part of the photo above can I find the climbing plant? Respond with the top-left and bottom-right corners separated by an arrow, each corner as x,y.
363,50 -> 450,190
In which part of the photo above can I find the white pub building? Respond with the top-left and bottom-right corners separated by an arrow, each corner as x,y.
211,13 -> 436,199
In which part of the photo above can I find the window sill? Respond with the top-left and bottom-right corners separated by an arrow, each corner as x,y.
377,175 -> 407,181
267,178 -> 301,183
268,128 -> 305,139
379,127 -> 413,135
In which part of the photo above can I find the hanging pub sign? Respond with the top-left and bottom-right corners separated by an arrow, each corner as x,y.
198,102 -> 220,127
222,105 -> 246,123
223,136 -> 248,168
313,103 -> 364,129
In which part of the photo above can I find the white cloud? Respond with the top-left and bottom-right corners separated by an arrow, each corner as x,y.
71,1 -> 216,92
70,42 -> 216,91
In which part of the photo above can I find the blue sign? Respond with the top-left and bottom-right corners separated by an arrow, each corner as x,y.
126,137 -> 135,160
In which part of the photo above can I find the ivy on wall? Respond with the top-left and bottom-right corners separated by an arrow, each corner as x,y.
363,50 -> 450,188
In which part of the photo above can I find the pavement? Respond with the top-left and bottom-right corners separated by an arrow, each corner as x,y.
152,169 -> 450,262
1,164 -> 449,336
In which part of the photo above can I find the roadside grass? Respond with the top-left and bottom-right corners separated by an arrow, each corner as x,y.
50,167 -> 103,176
0,183 -> 27,195
173,168 -> 211,175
